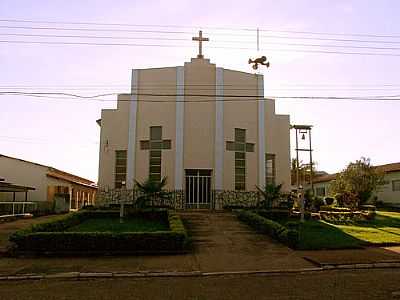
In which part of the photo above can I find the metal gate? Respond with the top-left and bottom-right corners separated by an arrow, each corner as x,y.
185,169 -> 213,209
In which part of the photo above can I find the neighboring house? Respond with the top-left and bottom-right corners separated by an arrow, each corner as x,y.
97,33 -> 291,209
0,154 -> 97,211
309,163 -> 400,207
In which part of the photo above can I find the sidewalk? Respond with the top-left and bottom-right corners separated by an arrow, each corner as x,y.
0,212 -> 400,277
299,246 -> 400,266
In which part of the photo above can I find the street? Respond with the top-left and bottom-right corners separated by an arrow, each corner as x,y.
1,268 -> 399,300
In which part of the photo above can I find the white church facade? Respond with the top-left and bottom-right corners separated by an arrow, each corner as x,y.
97,32 -> 291,208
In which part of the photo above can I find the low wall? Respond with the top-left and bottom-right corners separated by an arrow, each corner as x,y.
96,189 -> 261,210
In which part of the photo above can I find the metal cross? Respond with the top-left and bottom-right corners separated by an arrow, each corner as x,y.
192,30 -> 209,59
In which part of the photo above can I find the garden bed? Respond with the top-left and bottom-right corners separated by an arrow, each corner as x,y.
235,210 -> 299,249
8,209 -> 189,256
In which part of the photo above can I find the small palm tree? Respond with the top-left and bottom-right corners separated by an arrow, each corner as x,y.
135,176 -> 170,209
256,183 -> 283,209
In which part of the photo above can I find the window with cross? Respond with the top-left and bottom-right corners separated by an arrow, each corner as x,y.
140,126 -> 171,182
226,128 -> 255,190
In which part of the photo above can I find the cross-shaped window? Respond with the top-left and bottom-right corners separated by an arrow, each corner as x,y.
226,128 -> 255,190
140,126 -> 171,182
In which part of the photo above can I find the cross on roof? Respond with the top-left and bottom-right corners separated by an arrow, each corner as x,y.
192,30 -> 209,59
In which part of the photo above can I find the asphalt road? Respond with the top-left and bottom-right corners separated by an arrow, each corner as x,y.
1,269 -> 400,300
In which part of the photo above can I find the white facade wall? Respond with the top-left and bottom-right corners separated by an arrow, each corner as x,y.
97,58 -> 292,193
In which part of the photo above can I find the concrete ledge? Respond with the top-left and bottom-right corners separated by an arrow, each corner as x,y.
1,262 -> 400,281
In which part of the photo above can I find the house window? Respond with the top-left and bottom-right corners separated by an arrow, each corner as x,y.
316,187 -> 326,197
265,153 -> 276,185
115,150 -> 127,189
393,180 -> 400,192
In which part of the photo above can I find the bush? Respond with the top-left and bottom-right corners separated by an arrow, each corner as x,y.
236,210 -> 299,249
256,209 -> 290,221
324,197 -> 335,206
311,197 -> 325,211
320,210 -> 375,223
9,210 -> 189,255
290,210 -> 312,220
320,206 -> 351,212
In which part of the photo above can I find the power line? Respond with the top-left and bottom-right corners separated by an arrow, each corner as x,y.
2,91 -> 400,102
0,25 -> 194,35
2,83 -> 400,87
4,25 -> 400,45
4,33 -> 400,51
2,18 -> 400,39
2,40 -> 400,57
0,18 -> 254,32
1,85 -> 400,92
259,34 -> 400,45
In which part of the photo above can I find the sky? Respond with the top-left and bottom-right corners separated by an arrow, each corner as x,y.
1,0 -> 399,182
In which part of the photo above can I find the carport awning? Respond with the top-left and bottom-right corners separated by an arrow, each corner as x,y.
0,182 -> 35,192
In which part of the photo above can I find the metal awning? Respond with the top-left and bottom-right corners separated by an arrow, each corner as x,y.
0,182 -> 35,192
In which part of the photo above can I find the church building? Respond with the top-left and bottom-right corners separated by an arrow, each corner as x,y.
97,31 -> 291,208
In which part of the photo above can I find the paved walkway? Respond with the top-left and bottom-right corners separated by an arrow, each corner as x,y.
0,215 -> 61,252
180,211 -> 312,272
299,246 -> 400,266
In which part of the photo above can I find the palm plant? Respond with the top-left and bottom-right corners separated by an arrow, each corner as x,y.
134,176 -> 170,209
256,183 -> 283,209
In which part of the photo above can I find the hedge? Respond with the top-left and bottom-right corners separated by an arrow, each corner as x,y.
236,210 -> 299,249
9,209 -> 189,256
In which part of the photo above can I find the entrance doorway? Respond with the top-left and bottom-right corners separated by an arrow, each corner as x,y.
185,169 -> 213,209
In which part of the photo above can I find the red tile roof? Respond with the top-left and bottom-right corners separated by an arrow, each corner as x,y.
375,162 -> 400,173
312,162 -> 400,184
313,173 -> 337,183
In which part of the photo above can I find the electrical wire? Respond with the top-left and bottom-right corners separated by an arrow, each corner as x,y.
2,91 -> 400,102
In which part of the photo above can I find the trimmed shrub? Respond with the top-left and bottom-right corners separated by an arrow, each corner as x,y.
320,206 -> 351,212
311,197 -> 325,211
9,210 -> 188,255
256,209 -> 290,221
324,197 -> 335,206
236,210 -> 299,249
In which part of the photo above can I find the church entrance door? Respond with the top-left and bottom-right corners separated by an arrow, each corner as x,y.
185,169 -> 213,209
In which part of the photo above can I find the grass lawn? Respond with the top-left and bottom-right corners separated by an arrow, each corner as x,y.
66,217 -> 169,233
335,211 -> 400,245
297,211 -> 400,250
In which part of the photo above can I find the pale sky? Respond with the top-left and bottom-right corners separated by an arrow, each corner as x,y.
1,0 -> 399,182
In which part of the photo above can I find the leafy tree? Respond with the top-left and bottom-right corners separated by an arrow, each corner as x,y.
329,157 -> 384,207
134,177 -> 170,209
257,183 -> 283,209
291,158 -> 319,187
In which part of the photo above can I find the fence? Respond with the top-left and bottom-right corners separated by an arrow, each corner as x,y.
0,201 -> 37,217
96,189 -> 261,210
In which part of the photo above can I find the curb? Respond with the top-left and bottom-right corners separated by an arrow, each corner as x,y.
1,262 -> 400,281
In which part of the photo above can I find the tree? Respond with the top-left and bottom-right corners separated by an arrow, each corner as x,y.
291,158 -> 319,187
134,177 -> 170,209
329,157 -> 384,207
257,183 -> 283,209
